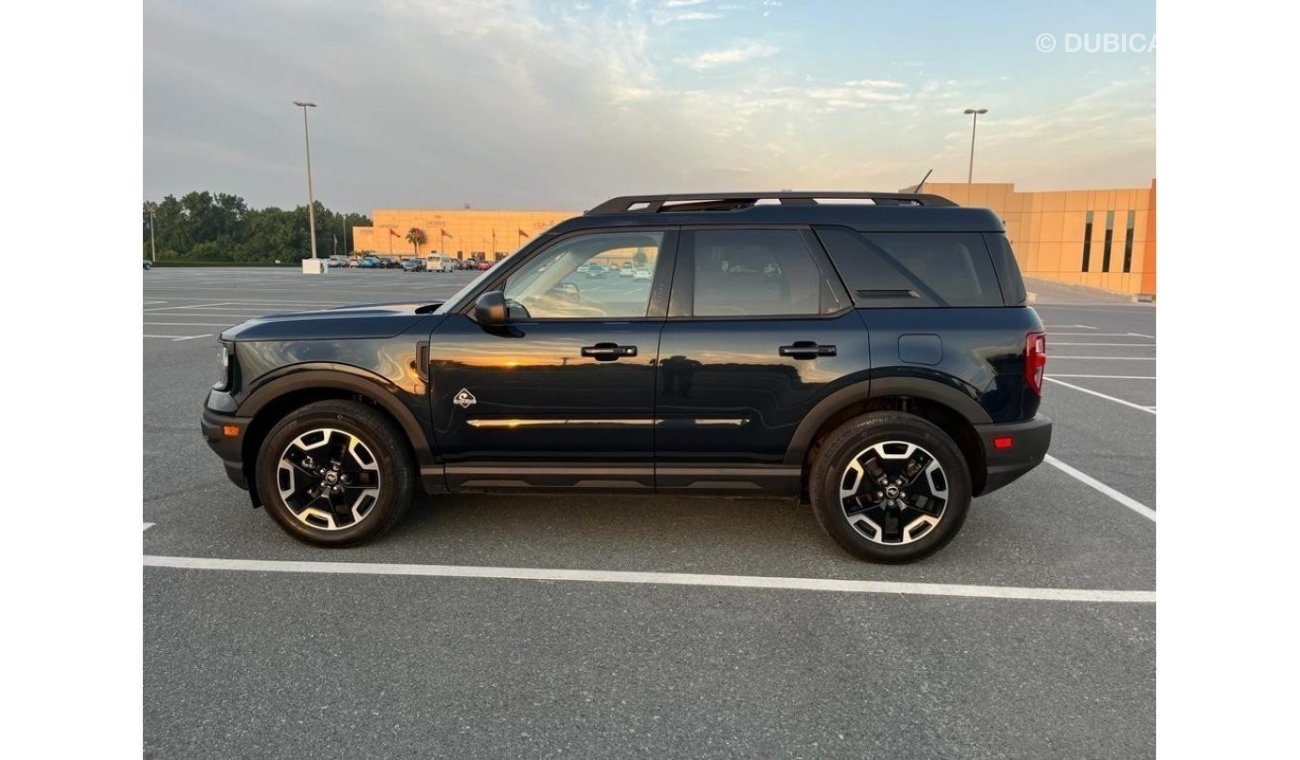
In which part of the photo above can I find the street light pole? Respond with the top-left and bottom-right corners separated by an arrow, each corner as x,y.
146,204 -> 157,263
964,108 -> 988,183
293,101 -> 319,260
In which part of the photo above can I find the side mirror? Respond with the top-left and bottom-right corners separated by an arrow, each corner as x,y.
473,290 -> 508,326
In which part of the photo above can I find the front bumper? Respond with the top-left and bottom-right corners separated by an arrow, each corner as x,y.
973,414 -> 1052,496
201,404 -> 253,490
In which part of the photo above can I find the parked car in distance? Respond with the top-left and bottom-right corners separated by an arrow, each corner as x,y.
202,190 -> 1050,564
619,263 -> 635,276
633,267 -> 652,280
345,257 -> 362,268
476,259 -> 493,271
586,264 -> 607,278
143,260 -> 153,270
359,256 -> 379,269
401,258 -> 426,272
425,255 -> 457,273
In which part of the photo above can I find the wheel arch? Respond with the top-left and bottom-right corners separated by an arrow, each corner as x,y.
237,366 -> 439,504
787,377 -> 991,497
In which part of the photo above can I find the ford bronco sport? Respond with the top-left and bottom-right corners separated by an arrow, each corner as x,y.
202,192 -> 1050,563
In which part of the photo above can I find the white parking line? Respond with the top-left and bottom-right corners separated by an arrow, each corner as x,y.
1044,377 -> 1155,415
144,523 -> 154,531
1051,342 -> 1155,347
1050,332 -> 1154,337
143,302 -> 235,312
146,311 -> 281,316
1043,324 -> 1095,329
141,298 -> 346,305
143,333 -> 212,342
1044,455 -> 1156,522
142,555 -> 1155,604
143,322 -> 235,327
1050,374 -> 1156,380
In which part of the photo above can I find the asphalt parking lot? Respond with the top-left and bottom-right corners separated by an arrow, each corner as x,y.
144,267 -> 1155,759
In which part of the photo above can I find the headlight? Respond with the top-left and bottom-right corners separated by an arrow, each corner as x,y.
214,343 -> 231,390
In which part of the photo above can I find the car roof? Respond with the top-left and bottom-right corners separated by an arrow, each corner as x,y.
553,191 -> 1004,233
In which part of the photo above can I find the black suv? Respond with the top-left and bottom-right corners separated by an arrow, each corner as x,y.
202,192 -> 1050,563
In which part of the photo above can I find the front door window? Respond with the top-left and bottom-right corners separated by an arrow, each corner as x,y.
503,231 -> 664,319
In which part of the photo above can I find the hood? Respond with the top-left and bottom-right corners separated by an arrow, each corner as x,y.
222,300 -> 445,342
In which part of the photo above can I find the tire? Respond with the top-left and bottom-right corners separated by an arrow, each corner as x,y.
255,400 -> 415,547
809,411 -> 971,564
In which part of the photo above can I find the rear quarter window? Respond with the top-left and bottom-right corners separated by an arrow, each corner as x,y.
814,226 -> 1005,307
984,233 -> 1028,306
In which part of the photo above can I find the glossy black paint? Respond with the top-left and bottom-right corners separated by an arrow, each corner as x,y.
654,311 -> 872,492
861,306 -> 1044,424
224,301 -> 443,342
426,313 -> 662,489
203,199 -> 1050,502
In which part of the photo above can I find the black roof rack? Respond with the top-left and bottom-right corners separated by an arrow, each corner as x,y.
587,191 -> 958,215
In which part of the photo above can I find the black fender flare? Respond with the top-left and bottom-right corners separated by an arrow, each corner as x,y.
239,364 -> 438,468
782,376 -> 991,466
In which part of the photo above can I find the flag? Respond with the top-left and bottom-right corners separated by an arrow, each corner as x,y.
440,228 -> 452,239
388,228 -> 399,237
517,228 -> 529,239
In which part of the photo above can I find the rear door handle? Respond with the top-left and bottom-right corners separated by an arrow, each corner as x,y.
581,342 -> 637,361
779,341 -> 836,359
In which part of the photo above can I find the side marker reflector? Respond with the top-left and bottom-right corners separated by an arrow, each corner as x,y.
222,425 -> 241,438
993,436 -> 1014,450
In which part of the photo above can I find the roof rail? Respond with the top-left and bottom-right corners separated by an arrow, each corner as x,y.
586,191 -> 958,214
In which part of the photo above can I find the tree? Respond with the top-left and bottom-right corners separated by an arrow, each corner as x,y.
140,191 -> 372,263
633,248 -> 648,268
405,227 -> 427,257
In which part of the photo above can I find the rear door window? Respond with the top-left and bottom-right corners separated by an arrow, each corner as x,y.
690,229 -> 826,317
814,227 -> 1004,307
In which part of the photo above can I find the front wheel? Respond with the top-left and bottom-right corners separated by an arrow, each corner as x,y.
255,400 -> 415,546
810,412 -> 971,563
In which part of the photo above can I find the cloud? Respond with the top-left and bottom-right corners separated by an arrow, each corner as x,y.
686,41 -> 778,69
666,11 -> 721,22
804,79 -> 909,109
143,0 -> 1155,210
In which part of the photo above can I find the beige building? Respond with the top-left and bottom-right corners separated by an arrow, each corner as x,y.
352,209 -> 577,262
352,180 -> 1157,296
923,180 -> 1157,297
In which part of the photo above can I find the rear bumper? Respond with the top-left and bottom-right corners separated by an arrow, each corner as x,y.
201,405 -> 253,490
973,414 -> 1052,496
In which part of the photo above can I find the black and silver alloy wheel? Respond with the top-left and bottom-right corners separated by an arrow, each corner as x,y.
256,400 -> 415,547
810,411 -> 971,564
277,427 -> 382,531
839,441 -> 948,545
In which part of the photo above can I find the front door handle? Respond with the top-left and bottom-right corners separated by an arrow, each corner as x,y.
581,342 -> 637,361
779,341 -> 836,359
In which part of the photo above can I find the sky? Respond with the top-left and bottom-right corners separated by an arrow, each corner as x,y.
144,0 -> 1156,213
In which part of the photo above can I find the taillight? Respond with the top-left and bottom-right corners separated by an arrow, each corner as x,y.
1025,332 -> 1047,395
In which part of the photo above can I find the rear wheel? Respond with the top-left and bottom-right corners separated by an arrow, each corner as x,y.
255,400 -> 414,546
810,411 -> 971,563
